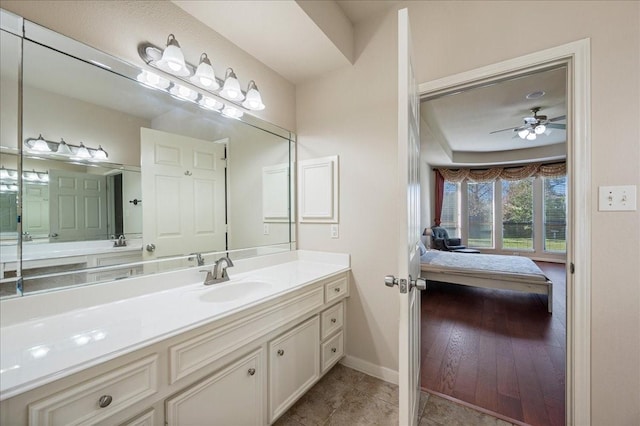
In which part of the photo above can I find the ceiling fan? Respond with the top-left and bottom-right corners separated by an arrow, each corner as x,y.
490,107 -> 566,141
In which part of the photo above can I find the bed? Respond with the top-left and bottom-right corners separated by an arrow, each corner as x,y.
420,250 -> 553,313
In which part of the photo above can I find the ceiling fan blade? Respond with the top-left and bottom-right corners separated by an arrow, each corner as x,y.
489,126 -> 519,134
547,123 -> 566,130
549,115 -> 566,122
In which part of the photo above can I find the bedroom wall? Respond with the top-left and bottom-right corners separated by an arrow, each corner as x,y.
0,0 -> 296,132
296,1 -> 640,423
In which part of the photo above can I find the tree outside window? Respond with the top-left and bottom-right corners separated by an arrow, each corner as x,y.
502,179 -> 534,250
543,176 -> 567,252
467,182 -> 494,248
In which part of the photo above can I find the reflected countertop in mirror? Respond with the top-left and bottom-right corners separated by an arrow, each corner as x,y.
0,10 -> 296,297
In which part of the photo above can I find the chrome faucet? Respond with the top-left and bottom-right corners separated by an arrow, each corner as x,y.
190,252 -> 205,266
202,256 -> 234,285
113,235 -> 127,247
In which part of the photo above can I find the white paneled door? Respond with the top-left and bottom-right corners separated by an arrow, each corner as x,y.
397,8 -> 422,426
141,128 -> 226,261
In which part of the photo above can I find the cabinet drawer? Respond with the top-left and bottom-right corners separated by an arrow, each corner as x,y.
28,355 -> 158,426
325,276 -> 348,304
269,316 -> 320,422
120,409 -> 155,426
321,302 -> 344,340
321,331 -> 344,374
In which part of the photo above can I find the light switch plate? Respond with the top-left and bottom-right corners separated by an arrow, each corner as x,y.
263,223 -> 270,235
598,185 -> 637,211
330,224 -> 339,239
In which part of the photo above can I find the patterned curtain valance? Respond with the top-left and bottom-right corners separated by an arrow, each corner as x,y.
437,162 -> 566,183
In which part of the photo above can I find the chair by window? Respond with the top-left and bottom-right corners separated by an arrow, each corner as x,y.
431,226 -> 466,251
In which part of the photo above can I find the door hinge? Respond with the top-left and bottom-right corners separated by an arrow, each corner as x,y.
570,263 -> 575,274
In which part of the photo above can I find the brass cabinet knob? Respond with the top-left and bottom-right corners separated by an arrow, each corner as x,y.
98,395 -> 112,408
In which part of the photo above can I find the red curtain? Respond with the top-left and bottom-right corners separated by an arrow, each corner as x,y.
434,170 -> 445,226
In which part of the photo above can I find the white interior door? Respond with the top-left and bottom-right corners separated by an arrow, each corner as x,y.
48,169 -> 107,241
397,8 -> 422,426
141,128 -> 226,260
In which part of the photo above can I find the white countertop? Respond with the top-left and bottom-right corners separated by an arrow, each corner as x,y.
0,250 -> 349,400
0,239 -> 143,264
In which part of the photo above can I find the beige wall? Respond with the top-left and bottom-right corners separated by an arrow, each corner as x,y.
297,1 -> 640,424
0,0 -> 296,131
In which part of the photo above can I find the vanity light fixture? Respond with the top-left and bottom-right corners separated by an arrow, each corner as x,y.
219,68 -> 245,101
0,184 -> 18,192
24,136 -> 109,161
242,80 -> 265,111
155,34 -> 190,76
0,167 -> 49,183
191,53 -> 219,90
221,104 -> 244,119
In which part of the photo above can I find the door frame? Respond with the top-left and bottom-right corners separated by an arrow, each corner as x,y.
417,39 -> 591,426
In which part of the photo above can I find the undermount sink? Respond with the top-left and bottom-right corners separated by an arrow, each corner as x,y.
199,280 -> 272,303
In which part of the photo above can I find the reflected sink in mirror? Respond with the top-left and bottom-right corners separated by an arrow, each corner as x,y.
199,280 -> 272,303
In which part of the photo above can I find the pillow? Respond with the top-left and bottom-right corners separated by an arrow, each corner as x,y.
418,239 -> 427,256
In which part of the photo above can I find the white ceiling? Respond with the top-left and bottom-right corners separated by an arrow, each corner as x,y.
421,67 -> 567,167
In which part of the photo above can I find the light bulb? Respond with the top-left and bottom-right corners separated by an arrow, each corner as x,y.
219,68 -> 245,101
534,124 -> 546,134
526,132 -> 537,141
56,139 -> 73,155
170,84 -> 198,101
242,80 -> 265,111
155,34 -> 190,77
518,129 -> 529,139
191,53 -> 219,89
136,70 -> 170,90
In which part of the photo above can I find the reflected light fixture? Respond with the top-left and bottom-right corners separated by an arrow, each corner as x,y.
221,104 -> 244,119
24,136 -> 109,161
155,34 -> 190,76
191,53 -> 219,89
137,70 -> 171,90
170,83 -> 199,101
199,96 -> 224,111
219,68 -> 245,101
242,80 -> 265,111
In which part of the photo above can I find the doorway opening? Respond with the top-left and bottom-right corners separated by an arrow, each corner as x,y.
416,40 -> 591,426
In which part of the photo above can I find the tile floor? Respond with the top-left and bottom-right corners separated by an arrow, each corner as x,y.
274,364 -> 515,426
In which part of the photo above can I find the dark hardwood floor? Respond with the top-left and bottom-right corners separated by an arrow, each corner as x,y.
420,262 -> 566,426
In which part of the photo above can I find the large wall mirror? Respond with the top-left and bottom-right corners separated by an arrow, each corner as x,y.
0,12 -> 295,297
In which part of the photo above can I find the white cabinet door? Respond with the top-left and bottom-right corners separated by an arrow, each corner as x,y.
165,348 -> 265,426
269,316 -> 320,423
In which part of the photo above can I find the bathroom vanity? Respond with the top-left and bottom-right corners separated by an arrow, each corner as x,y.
0,250 -> 350,425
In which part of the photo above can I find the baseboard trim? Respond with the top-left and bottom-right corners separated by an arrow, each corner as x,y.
340,355 -> 398,385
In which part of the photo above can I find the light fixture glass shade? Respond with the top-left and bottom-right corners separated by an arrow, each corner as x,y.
23,170 -> 38,181
517,129 -> 529,139
198,96 -> 224,111
93,146 -> 108,160
0,167 -> 13,180
242,80 -> 265,110
191,53 -> 219,89
155,34 -> 190,77
28,135 -> 51,152
170,84 -> 199,101
219,68 -> 245,101
137,70 -> 171,90
56,139 -> 73,155
526,132 -> 537,141
534,124 -> 546,134
37,172 -> 49,182
221,105 -> 244,119
75,143 -> 92,159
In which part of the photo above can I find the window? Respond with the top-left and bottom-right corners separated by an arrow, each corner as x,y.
543,176 -> 567,252
502,178 -> 534,250
467,182 -> 494,248
441,182 -> 460,237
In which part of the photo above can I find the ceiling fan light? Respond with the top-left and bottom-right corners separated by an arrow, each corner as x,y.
242,80 -> 265,111
534,124 -> 546,134
219,68 -> 245,101
156,34 -> 190,77
526,132 -> 537,141
191,53 -> 219,89
517,129 -> 529,139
